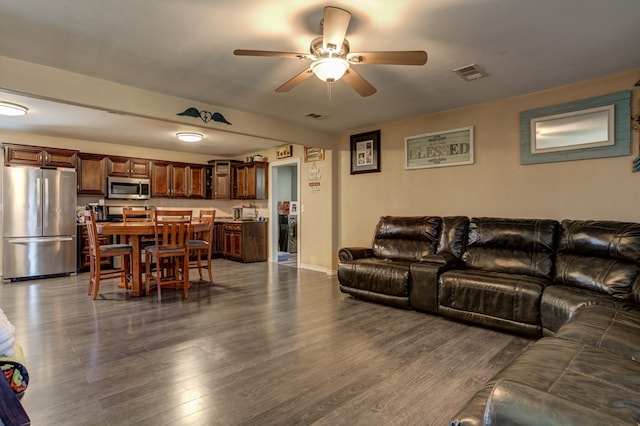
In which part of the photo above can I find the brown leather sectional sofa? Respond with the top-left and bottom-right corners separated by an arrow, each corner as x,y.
337,216 -> 640,425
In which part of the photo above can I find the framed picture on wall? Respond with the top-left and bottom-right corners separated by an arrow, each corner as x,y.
404,126 -> 473,169
304,147 -> 325,162
350,130 -> 380,174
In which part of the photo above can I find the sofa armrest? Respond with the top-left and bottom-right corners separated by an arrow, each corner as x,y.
338,247 -> 374,261
410,256 -> 460,314
482,379 -> 628,426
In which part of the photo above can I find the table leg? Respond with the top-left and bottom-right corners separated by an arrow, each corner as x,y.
129,235 -> 144,297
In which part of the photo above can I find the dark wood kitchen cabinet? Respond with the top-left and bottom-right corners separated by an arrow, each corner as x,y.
106,157 -> 151,178
77,153 -> 106,195
188,164 -> 207,199
223,221 -> 267,262
209,160 -> 241,200
232,161 -> 268,200
151,161 -> 206,198
4,144 -> 77,168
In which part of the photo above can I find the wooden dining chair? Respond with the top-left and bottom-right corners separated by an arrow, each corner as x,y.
123,207 -> 155,266
84,210 -> 133,300
144,210 -> 192,301
123,208 -> 155,221
190,209 -> 216,283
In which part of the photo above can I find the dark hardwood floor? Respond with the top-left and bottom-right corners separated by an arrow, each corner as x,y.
1,260 -> 531,425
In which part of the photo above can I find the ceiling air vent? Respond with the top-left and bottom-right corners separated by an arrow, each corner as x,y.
305,112 -> 327,120
452,64 -> 487,81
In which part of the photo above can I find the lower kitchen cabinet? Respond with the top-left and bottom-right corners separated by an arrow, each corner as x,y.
222,221 -> 267,262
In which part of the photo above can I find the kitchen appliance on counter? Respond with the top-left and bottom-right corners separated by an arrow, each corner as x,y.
233,207 -> 258,221
3,166 -> 77,281
87,202 -> 105,221
107,176 -> 150,200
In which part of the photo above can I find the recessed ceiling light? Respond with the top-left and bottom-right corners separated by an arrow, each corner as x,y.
0,102 -> 28,116
176,132 -> 203,142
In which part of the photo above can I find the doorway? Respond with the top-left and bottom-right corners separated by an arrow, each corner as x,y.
269,159 -> 300,267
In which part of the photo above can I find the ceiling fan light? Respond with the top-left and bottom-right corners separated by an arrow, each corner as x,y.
176,132 -> 203,143
311,57 -> 349,82
0,101 -> 28,116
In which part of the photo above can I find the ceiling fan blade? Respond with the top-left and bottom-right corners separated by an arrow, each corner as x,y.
348,51 -> 428,65
323,6 -> 351,51
342,68 -> 377,97
275,68 -> 314,93
234,49 -> 310,60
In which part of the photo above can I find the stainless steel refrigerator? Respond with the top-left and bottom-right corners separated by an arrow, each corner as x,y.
3,166 -> 77,280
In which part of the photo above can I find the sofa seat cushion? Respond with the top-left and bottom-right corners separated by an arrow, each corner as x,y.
540,285 -> 631,335
440,270 -> 546,324
338,258 -> 411,298
450,337 -> 640,425
554,305 -> 640,362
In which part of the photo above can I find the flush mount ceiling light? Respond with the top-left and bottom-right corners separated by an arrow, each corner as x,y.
311,57 -> 350,82
176,132 -> 203,143
0,101 -> 28,116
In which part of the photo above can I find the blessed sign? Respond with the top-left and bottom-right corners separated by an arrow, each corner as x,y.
405,126 -> 474,169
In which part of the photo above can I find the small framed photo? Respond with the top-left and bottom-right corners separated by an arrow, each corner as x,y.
304,147 -> 325,162
350,130 -> 380,174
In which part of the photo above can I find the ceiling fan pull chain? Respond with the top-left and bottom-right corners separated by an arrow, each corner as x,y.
328,81 -> 333,102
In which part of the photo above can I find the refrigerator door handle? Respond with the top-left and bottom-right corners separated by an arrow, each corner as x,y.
7,237 -> 74,243
36,176 -> 42,230
43,177 -> 50,229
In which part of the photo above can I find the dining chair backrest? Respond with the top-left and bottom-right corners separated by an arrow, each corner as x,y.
84,209 -> 100,256
197,209 -> 216,243
123,208 -> 155,223
153,210 -> 192,249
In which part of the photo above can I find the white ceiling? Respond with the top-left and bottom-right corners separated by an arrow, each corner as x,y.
0,0 -> 639,157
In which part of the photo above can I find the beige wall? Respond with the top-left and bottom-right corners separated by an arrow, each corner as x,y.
337,70 -> 640,260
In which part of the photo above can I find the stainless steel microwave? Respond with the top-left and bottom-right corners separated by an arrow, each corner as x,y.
107,176 -> 151,200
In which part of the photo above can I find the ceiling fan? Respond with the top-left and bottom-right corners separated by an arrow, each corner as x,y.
233,6 -> 428,97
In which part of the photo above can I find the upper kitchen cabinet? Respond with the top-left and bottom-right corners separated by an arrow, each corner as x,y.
106,157 -> 151,178
209,160 -> 241,200
151,161 -> 207,198
232,161 -> 268,200
4,144 -> 78,168
77,153 -> 106,195
188,164 -> 207,199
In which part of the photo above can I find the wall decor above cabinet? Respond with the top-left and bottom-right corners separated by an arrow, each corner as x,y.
177,107 -> 232,125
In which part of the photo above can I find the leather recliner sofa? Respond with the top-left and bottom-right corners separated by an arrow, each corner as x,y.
337,216 -> 640,425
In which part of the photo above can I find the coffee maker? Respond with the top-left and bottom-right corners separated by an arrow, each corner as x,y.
87,203 -> 105,221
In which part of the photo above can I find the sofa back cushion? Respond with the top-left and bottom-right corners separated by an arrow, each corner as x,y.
372,216 -> 442,262
462,217 -> 559,279
436,216 -> 470,258
554,220 -> 640,300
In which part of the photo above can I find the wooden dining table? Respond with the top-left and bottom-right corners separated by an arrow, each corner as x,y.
96,221 -> 209,297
